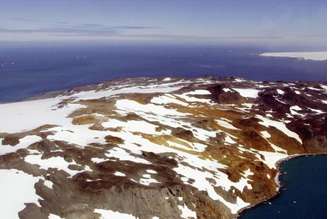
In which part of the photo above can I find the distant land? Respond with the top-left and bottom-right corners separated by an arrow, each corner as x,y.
259,51 -> 327,61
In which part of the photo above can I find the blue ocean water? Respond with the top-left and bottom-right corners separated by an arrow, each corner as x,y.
240,155 -> 327,219
0,43 -> 326,102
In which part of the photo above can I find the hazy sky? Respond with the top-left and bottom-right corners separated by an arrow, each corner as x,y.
0,0 -> 326,49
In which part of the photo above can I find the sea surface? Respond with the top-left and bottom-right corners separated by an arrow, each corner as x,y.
240,155 -> 327,219
0,43 -> 326,102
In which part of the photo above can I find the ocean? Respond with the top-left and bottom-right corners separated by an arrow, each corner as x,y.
0,44 -> 326,102
240,155 -> 327,219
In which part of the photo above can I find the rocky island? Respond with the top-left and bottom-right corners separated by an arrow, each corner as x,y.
0,77 -> 326,219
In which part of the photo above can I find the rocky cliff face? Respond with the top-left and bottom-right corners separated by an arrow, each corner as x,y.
0,77 -> 326,219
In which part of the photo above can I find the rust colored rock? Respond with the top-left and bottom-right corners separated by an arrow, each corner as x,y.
2,135 -> 20,146
105,135 -> 124,145
208,84 -> 245,104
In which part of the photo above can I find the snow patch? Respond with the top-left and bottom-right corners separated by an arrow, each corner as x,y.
231,88 -> 259,98
0,135 -> 42,155
178,203 -> 197,219
0,169 -> 42,219
216,119 -> 240,130
256,115 -> 302,144
94,209 -> 135,219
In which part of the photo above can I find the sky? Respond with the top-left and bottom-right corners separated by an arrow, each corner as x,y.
0,0 -> 326,49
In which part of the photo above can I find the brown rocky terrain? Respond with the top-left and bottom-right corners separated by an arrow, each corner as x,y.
0,77 -> 326,219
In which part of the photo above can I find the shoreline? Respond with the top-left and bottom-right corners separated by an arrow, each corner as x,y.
0,76 -> 190,104
236,152 -> 327,218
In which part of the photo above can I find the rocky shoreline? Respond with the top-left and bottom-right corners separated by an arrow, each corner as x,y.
237,152 -> 326,218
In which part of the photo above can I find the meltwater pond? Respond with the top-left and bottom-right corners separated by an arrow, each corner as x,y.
240,155 -> 327,219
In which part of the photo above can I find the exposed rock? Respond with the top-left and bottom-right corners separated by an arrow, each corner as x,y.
0,77 -> 325,219
2,135 -> 20,146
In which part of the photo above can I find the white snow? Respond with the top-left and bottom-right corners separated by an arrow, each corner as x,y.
0,135 -> 42,155
173,160 -> 250,214
71,82 -> 184,101
0,169 -> 41,219
49,214 -> 63,219
139,173 -> 160,186
146,169 -> 157,174
191,142 -> 208,152
151,94 -> 188,106
225,136 -> 237,144
46,125 -> 108,147
234,78 -> 246,82
241,103 -> 253,108
260,131 -> 287,153
91,157 -> 107,163
269,142 -> 288,154
290,105 -> 303,116
178,204 -> 197,219
277,89 -> 285,95
0,80 -> 189,134
223,88 -> 232,92
258,151 -> 288,169
94,209 -> 136,219
228,197 -> 249,214
256,115 -> 302,143
232,88 -> 259,98
259,51 -> 327,61
95,124 -> 251,213
174,90 -> 212,105
176,94 -> 212,104
44,180 -> 54,189
216,119 -> 240,130
163,77 -> 172,81
24,154 -> 82,176
113,171 -> 126,177
105,147 -> 152,165
116,99 -> 188,117
115,99 -> 216,141
260,131 -> 271,139
0,98 -> 82,133
309,108 -> 325,114
102,119 -> 169,135
308,87 -> 325,91
243,169 -> 253,178
290,105 -> 302,111
183,90 -> 211,95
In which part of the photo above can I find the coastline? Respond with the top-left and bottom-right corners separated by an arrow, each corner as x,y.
1,76 -> 199,104
2,75 -> 326,105
2,75 -> 234,105
237,152 -> 327,218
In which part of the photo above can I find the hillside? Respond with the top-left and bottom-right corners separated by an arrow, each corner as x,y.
0,77 -> 326,219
